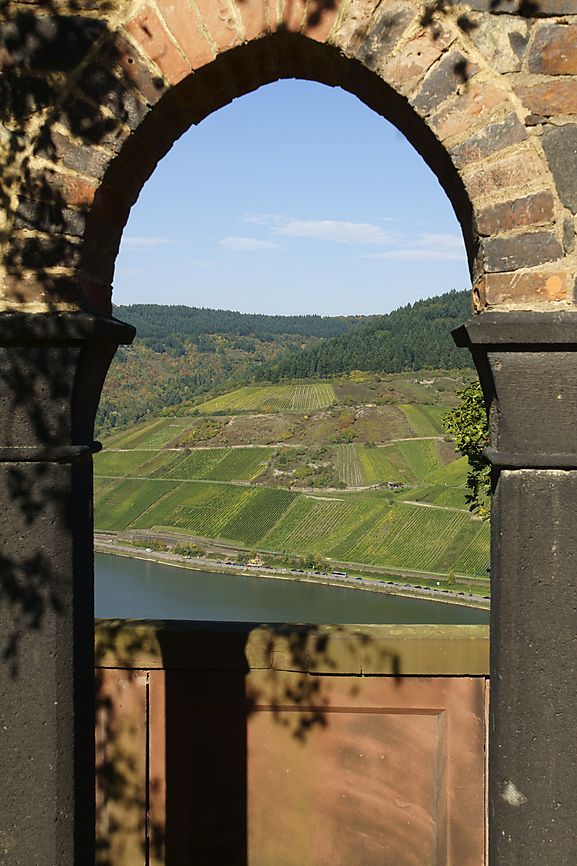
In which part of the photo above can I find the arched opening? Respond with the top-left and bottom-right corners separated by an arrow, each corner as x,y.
93,74 -> 487,626
92,70 -> 488,865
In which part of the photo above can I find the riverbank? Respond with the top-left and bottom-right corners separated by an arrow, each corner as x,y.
94,538 -> 490,611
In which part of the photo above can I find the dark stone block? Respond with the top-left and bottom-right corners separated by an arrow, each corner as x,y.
563,217 -> 575,253
542,124 -> 577,214
14,198 -> 86,238
58,96 -> 126,152
34,129 -> 111,179
0,70 -> 55,120
352,4 -> 414,71
450,0 -> 577,14
79,64 -> 149,131
0,13 -> 107,73
6,234 -> 82,271
413,51 -> 475,116
450,113 -> 527,168
528,24 -> 577,75
454,311 -> 577,463
482,230 -> 562,272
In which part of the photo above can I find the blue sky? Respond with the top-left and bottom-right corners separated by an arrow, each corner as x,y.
114,79 -> 470,316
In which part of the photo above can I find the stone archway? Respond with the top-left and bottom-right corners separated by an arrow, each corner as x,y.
1,2 -> 576,865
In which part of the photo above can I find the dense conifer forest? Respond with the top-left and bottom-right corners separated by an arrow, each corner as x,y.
260,291 -> 471,381
112,304 -> 370,352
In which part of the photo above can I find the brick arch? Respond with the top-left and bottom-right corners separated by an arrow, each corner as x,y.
5,0 -> 570,314
84,32 -> 479,312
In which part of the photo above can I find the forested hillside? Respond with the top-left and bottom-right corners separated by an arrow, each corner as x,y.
98,292 -> 471,435
98,307 -> 370,434
261,291 -> 471,381
112,304 -> 369,351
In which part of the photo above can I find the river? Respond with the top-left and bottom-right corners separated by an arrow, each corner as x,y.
95,553 -> 489,624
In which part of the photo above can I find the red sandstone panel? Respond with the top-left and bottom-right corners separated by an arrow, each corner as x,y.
248,710 -> 439,864
246,674 -> 486,866
95,669 -> 148,866
135,670 -> 486,865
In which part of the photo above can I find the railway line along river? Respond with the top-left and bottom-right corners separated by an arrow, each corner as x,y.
95,552 -> 489,624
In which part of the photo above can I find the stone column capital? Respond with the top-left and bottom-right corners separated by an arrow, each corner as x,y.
453,311 -> 577,469
0,311 -> 134,462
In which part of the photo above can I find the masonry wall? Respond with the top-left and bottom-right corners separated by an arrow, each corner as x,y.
95,620 -> 490,866
1,0 -> 577,315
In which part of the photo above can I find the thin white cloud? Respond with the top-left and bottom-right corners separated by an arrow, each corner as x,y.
365,233 -> 464,262
220,236 -> 279,252
274,219 -> 392,245
123,236 -> 184,249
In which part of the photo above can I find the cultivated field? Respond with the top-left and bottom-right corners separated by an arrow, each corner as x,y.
95,372 -> 488,579
102,417 -> 196,450
399,404 -> 447,436
394,440 -> 440,481
335,444 -> 407,486
94,446 -> 272,483
194,383 -> 336,413
94,476 -> 490,576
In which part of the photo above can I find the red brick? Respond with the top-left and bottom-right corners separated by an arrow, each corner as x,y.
237,0 -> 270,41
302,0 -> 339,42
482,271 -> 568,306
463,147 -> 548,200
126,6 -> 190,84
429,79 -> 507,141
281,0 -> 307,32
528,24 -> 577,76
22,169 -> 98,208
515,80 -> 577,117
195,0 -> 243,53
158,0 -> 214,68
476,192 -> 556,236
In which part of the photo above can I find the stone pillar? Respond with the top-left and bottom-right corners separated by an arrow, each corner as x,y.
0,312 -> 134,866
454,313 -> 577,866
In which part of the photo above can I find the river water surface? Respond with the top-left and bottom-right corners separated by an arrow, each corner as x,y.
95,553 -> 489,624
